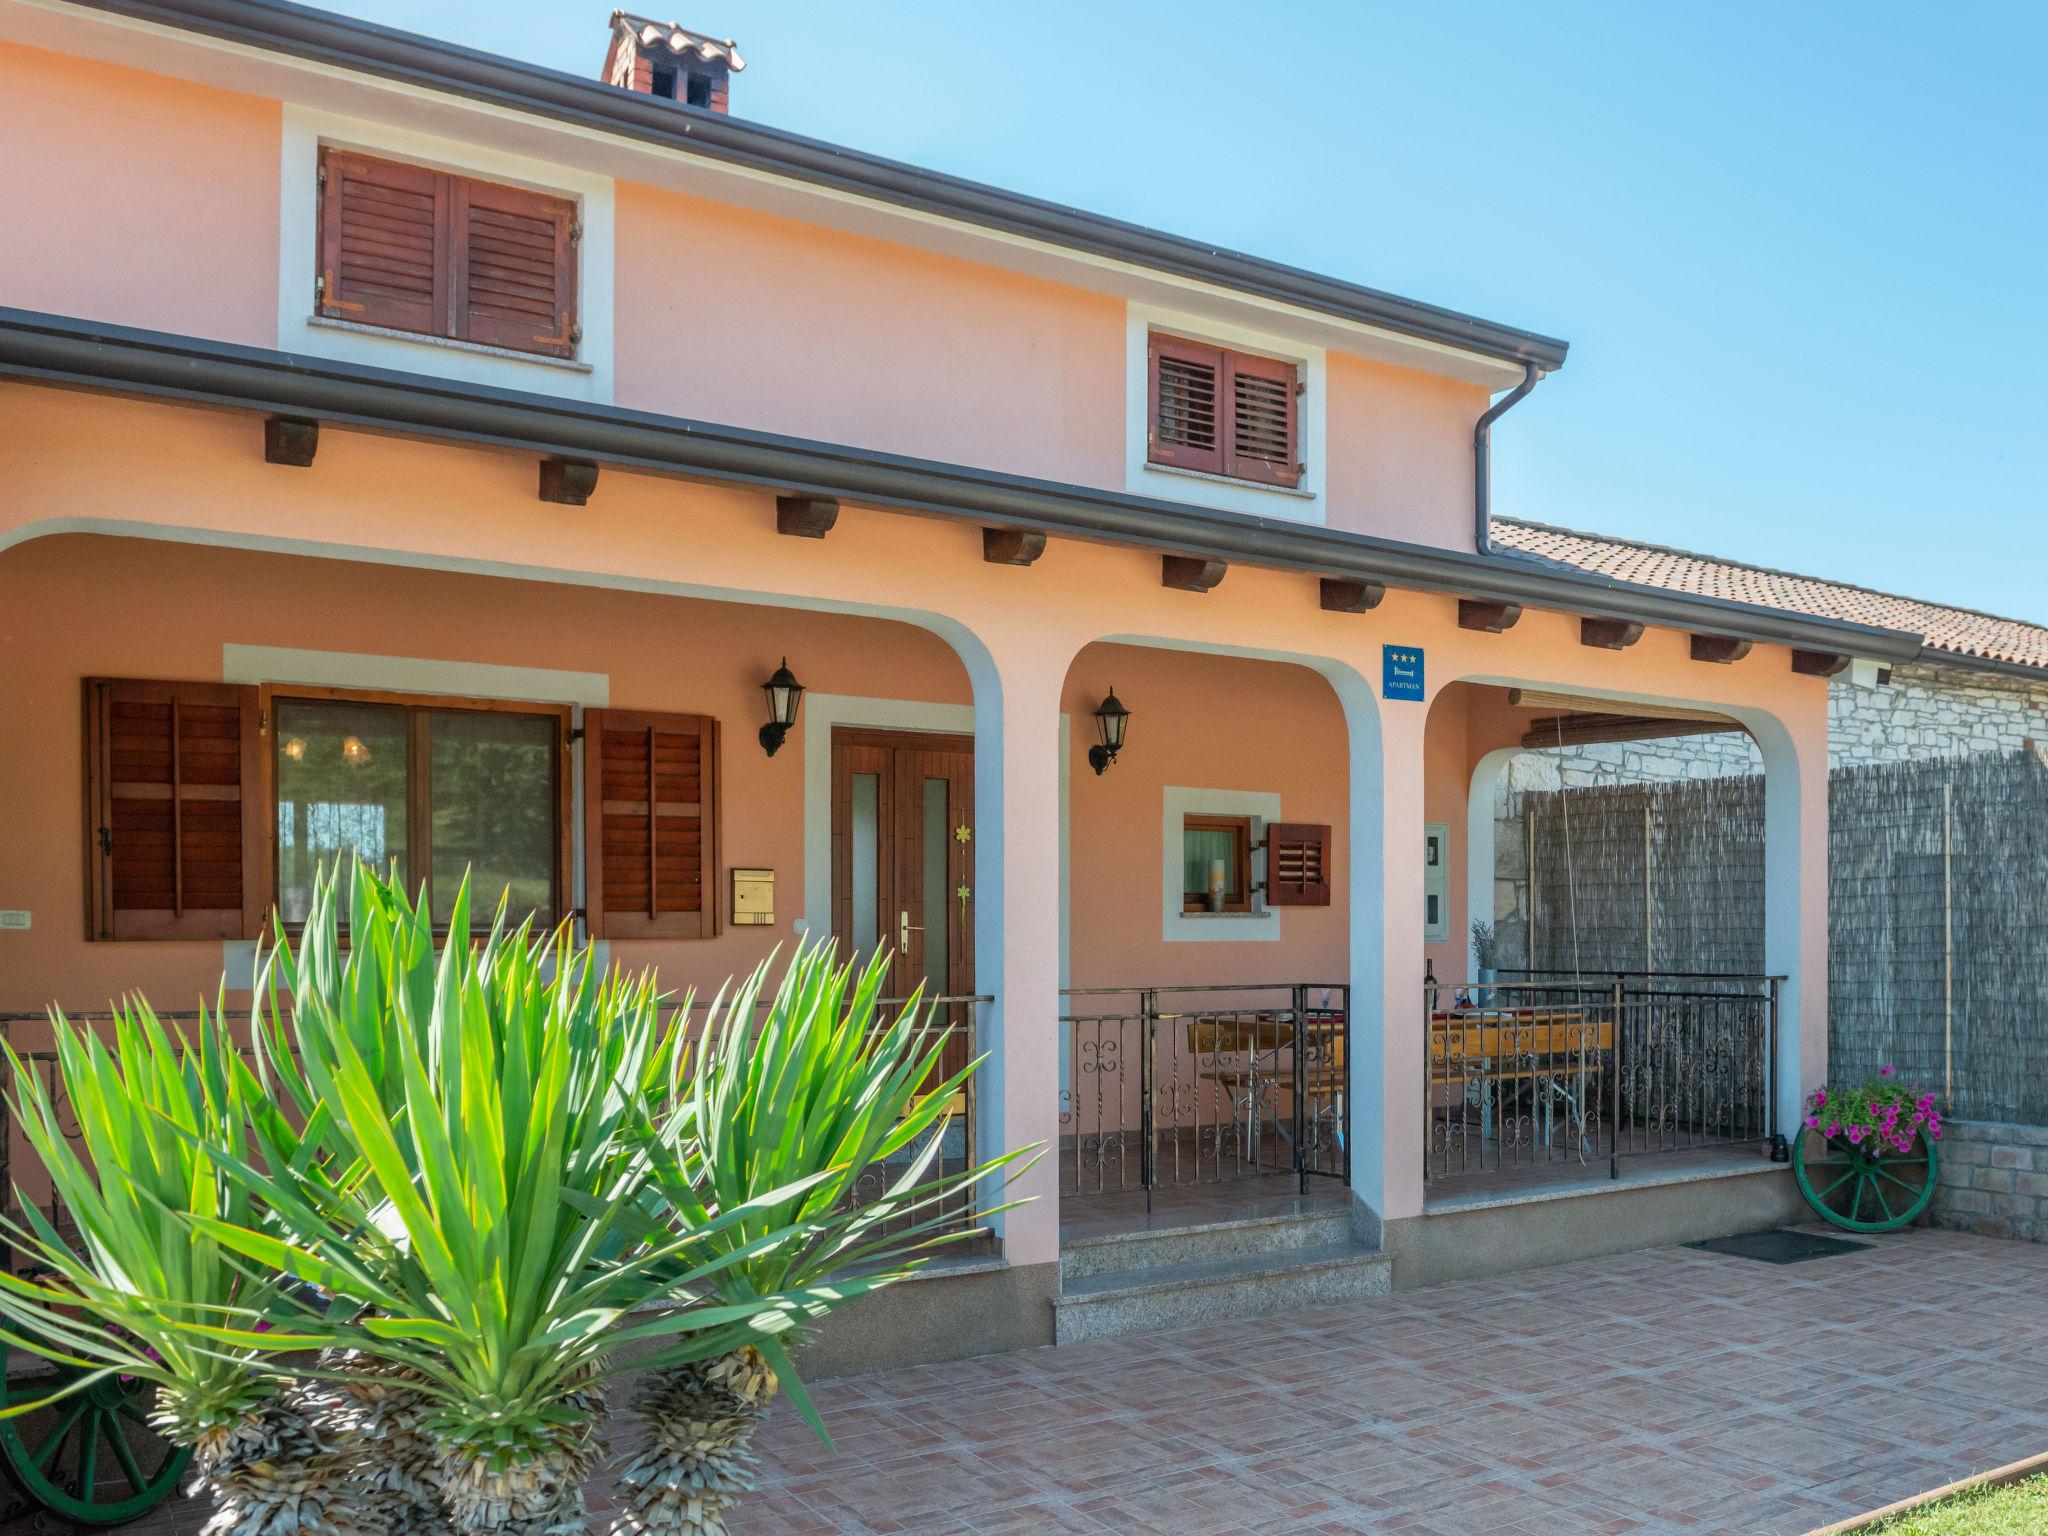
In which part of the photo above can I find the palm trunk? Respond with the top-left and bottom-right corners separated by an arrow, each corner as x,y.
435,1383 -> 607,1536
188,1385 -> 380,1536
325,1352 -> 451,1536
605,1348 -> 778,1536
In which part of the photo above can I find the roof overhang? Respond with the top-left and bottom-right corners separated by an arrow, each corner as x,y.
12,0 -> 1566,387
0,307 -> 1921,664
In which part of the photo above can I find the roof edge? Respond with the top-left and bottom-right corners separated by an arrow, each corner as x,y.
59,0 -> 1569,373
0,307 -> 1912,662
1500,515 -> 2048,640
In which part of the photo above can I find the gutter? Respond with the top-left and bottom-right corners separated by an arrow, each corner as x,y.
1473,361 -> 1540,556
58,0 -> 1569,374
1919,650 -> 2048,683
0,307 -> 1921,663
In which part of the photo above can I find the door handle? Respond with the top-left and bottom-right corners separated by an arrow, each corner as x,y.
899,909 -> 925,953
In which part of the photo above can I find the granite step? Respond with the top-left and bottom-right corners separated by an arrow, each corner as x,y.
1051,1240 -> 1391,1345
1058,1204 -> 1359,1281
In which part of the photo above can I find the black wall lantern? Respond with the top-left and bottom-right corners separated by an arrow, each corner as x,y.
1088,688 -> 1130,775
759,658 -> 805,757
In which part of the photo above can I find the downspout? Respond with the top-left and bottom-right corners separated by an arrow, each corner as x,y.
1473,360 -> 1541,556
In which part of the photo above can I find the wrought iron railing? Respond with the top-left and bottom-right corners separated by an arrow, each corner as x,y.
1424,973 -> 1779,1183
1059,983 -> 1349,1207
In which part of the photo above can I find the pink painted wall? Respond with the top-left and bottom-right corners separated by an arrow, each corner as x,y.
0,41 -> 278,346
1323,354 -> 1490,551
613,183 -> 1128,488
0,32 -> 1488,551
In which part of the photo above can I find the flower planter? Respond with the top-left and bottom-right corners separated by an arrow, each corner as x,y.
1792,1068 -> 1944,1233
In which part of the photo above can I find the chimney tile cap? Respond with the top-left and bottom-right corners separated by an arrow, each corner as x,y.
611,10 -> 745,71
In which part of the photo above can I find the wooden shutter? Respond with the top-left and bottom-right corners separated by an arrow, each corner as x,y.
317,147 -> 578,360
1264,822 -> 1332,907
1224,351 -> 1301,487
583,709 -> 720,940
452,177 -> 577,358
84,679 -> 267,941
318,148 -> 449,339
1148,335 -> 1225,475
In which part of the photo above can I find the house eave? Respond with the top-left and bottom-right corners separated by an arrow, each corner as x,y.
0,306 -> 1922,664
53,0 -> 1568,376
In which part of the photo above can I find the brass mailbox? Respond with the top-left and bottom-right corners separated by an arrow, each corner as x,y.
731,868 -> 775,926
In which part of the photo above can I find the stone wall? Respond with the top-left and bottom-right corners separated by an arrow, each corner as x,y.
1927,1120 -> 2048,1243
1495,661 -> 2048,802
1828,660 -> 2048,768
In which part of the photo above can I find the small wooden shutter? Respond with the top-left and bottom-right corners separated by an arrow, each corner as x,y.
318,148 -> 449,338
1148,335 -> 1225,475
453,177 -> 577,358
1264,822 -> 1332,907
583,709 -> 720,940
84,679 -> 267,941
1224,351 -> 1301,487
317,147 -> 578,360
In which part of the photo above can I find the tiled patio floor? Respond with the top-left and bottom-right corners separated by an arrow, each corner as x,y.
729,1225 -> 2047,1536
9,1226 -> 2042,1536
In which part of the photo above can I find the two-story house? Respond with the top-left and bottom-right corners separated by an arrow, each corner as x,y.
0,0 -> 1934,1369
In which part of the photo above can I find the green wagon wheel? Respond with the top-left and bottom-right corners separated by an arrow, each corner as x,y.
1793,1126 -> 1939,1234
0,1342 -> 189,1525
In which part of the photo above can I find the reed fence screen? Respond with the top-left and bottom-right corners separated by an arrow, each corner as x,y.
1511,748 -> 2048,1126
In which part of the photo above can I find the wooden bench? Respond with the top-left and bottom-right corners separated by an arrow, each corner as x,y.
1182,1013 -> 1347,1160
1429,1010 -> 1612,1152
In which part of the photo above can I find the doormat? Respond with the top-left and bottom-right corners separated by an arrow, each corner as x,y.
1687,1228 -> 1873,1265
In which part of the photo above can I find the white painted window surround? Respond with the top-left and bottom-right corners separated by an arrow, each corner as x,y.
1162,787 -> 1281,943
1125,303 -> 1327,525
278,105 -> 616,403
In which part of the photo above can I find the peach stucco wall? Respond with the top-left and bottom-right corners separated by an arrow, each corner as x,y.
1062,642 -> 1351,993
0,534 -> 969,1018
0,41 -> 278,346
0,384 -> 1834,1255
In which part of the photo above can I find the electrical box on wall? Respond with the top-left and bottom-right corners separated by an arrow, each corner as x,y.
731,869 -> 774,926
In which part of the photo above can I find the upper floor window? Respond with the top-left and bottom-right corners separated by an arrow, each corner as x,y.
316,147 -> 580,361
1147,333 -> 1301,489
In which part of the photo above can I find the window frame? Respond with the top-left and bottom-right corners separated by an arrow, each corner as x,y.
1423,821 -> 1451,944
262,683 -> 572,932
1182,812 -> 1255,914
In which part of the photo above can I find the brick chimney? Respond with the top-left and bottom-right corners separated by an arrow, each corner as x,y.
603,12 -> 743,113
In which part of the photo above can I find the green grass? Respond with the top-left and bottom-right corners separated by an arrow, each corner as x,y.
1866,1475 -> 2048,1534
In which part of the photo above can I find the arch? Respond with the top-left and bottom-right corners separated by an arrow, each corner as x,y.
1440,668 -> 1819,1135
1081,631 -> 1392,1220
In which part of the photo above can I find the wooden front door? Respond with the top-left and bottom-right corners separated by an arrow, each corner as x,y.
830,728 -> 974,1044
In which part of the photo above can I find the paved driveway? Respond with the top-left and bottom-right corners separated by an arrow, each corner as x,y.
8,1227 -> 2039,1536
732,1226 -> 2048,1535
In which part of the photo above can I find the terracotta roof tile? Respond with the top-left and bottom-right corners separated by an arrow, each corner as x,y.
1493,518 -> 2048,672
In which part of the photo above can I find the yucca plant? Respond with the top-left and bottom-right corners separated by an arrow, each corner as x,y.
0,999 -> 366,1536
607,943 -> 1025,1536
198,865 -> 861,1536
233,862 -> 454,1536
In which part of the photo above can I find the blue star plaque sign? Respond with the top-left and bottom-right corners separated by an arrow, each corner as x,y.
1382,645 -> 1424,701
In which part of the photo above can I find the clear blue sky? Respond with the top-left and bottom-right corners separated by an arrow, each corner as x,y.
334,1 -> 2046,623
